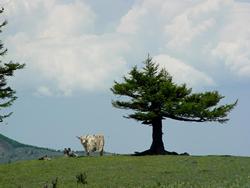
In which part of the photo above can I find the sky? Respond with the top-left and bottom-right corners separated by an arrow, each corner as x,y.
0,0 -> 249,156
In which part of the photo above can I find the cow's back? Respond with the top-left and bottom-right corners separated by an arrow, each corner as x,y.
94,134 -> 104,151
79,134 -> 104,156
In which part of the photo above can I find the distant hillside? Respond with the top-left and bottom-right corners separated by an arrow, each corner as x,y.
0,134 -> 113,164
0,134 -> 63,164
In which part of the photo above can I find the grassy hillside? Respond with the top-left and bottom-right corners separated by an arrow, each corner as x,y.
0,134 -> 28,148
0,155 -> 250,187
0,133 -> 63,163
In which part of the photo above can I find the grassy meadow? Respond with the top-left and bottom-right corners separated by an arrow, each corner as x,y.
0,155 -> 250,188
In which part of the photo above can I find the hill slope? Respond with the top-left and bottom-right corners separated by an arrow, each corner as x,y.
0,155 -> 250,187
0,134 -> 63,164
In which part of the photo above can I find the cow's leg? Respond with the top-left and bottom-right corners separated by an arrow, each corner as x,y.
100,149 -> 103,156
87,151 -> 90,156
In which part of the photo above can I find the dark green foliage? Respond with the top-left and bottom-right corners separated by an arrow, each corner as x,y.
111,55 -> 237,154
111,55 -> 237,125
0,7 -> 25,123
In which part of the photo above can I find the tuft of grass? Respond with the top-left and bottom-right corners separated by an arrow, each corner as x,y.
76,172 -> 87,185
0,155 -> 250,187
51,177 -> 58,188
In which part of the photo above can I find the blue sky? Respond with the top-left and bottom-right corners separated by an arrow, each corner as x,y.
0,0 -> 250,156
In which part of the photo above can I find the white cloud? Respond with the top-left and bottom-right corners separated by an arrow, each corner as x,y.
4,0 -> 130,96
165,0 -> 232,48
117,0 -> 190,35
211,2 -> 250,77
3,0 -> 250,96
116,5 -> 147,34
212,41 -> 250,76
7,33 -> 129,95
117,0 -> 250,79
165,16 -> 215,48
35,86 -> 53,97
40,1 -> 95,38
154,54 -> 215,87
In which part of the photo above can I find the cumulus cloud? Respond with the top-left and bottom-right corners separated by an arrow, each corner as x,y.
165,14 -> 216,49
117,0 -> 191,35
116,4 -> 146,34
117,0 -> 250,79
211,2 -> 250,77
154,54 -> 215,87
4,0 -> 130,96
35,86 -> 53,97
40,0 -> 95,38
2,0 -> 250,96
212,41 -> 250,76
8,33 -> 129,95
164,0 -> 233,49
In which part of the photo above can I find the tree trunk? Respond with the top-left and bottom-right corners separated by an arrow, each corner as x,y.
132,118 -> 189,156
132,117 -> 166,156
149,117 -> 165,154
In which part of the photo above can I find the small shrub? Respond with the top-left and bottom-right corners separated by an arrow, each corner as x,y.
43,177 -> 58,188
76,172 -> 87,185
51,177 -> 58,188
43,182 -> 49,188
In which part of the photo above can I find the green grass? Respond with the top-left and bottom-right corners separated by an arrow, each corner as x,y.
0,155 -> 250,187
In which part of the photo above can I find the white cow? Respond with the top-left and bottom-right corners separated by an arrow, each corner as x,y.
77,134 -> 104,156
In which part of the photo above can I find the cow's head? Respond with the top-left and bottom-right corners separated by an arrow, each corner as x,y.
76,135 -> 88,145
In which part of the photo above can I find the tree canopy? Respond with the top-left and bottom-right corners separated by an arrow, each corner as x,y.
0,8 -> 25,122
111,55 -> 237,155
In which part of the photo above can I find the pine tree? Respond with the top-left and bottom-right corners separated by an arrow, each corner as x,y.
0,8 -> 25,122
111,55 -> 237,155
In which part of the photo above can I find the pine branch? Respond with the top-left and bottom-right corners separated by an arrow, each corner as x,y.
111,55 -> 237,126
